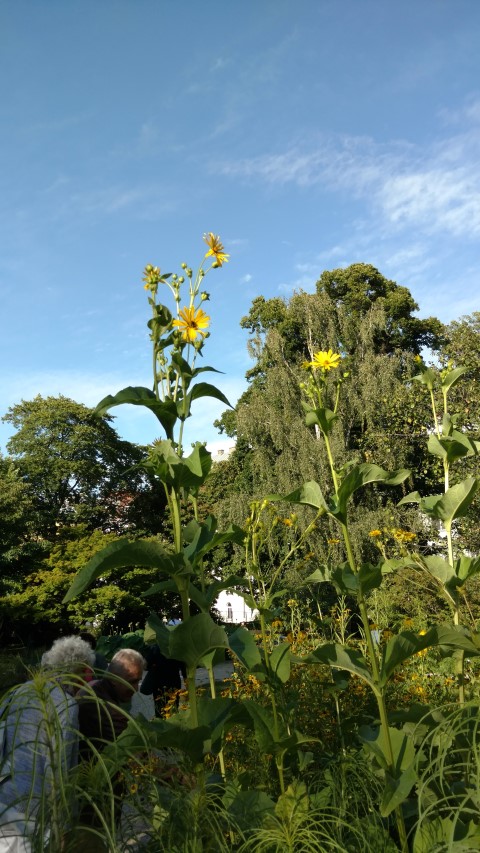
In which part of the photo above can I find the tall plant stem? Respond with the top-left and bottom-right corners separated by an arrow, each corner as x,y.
322,431 -> 408,852
259,611 -> 285,795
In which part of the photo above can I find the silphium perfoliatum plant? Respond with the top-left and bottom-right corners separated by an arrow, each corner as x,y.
64,235 -> 245,748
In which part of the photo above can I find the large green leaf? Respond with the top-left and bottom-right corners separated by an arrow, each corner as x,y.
182,382 -> 231,421
333,464 -> 410,524
63,538 -> 183,602
95,386 -> 178,439
269,642 -> 291,684
441,365 -> 468,392
381,764 -> 417,817
428,432 -> 479,464
418,478 -> 479,532
302,404 -> 338,435
303,643 -> 374,688
183,516 -> 244,563
165,613 -> 229,668
380,625 -> 480,685
268,481 -> 328,513
145,440 -> 213,493
229,626 -> 263,672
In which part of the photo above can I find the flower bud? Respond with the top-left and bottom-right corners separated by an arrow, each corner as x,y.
178,276 -> 184,284
181,262 -> 187,269
200,291 -> 210,301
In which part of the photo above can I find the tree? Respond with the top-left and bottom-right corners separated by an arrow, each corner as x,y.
2,395 -> 166,538
213,264 -> 446,577
0,454 -> 44,593
0,528 -> 171,643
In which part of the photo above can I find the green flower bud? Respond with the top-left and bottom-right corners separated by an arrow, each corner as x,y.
178,276 -> 184,284
200,291 -> 210,301
181,262 -> 187,269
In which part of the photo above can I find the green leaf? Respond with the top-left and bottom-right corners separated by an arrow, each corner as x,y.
267,481 -> 328,512
359,722 -> 415,773
303,405 -> 338,435
303,643 -> 374,688
419,478 -> 478,532
381,764 -> 417,817
413,367 -> 436,391
269,642 -> 291,684
223,786 -> 275,829
380,625 -> 480,685
63,538 -> 183,601
333,464 -> 410,524
183,516 -> 244,564
182,382 -> 232,421
428,432 -> 477,464
441,365 -> 468,392
241,700 -> 316,757
95,387 -> 178,440
146,440 -> 213,493
229,626 -> 263,672
166,613 -> 229,668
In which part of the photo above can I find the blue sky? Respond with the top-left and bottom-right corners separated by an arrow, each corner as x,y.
2,0 -> 480,455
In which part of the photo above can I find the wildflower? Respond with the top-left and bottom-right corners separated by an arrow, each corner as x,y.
393,529 -> 416,543
172,306 -> 210,342
369,529 -> 382,537
327,538 -> 340,545
287,599 -> 297,608
142,264 -> 162,292
203,233 -> 230,266
303,349 -> 341,371
130,783 -> 138,794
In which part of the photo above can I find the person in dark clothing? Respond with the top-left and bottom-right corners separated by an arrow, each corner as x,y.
140,644 -> 185,715
77,648 -> 145,759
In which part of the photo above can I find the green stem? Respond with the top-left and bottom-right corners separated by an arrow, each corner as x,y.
259,612 -> 285,795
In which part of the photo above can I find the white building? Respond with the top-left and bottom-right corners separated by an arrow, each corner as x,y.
215,589 -> 257,624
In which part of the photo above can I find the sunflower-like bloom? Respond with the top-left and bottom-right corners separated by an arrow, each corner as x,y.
203,233 -> 230,266
172,306 -> 210,342
303,349 -> 341,371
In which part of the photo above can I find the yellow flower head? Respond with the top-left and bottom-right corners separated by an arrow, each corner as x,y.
172,306 -> 210,342
303,349 -> 341,371
369,529 -> 382,537
203,233 -> 230,267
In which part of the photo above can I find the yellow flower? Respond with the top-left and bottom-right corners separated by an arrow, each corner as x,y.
393,529 -> 416,543
327,538 -> 340,545
172,306 -> 210,342
303,349 -> 341,371
203,233 -> 230,266
369,529 -> 382,537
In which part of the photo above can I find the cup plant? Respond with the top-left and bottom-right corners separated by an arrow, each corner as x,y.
64,235 -> 247,768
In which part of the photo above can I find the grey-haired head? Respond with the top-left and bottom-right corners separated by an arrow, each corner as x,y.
41,635 -> 96,670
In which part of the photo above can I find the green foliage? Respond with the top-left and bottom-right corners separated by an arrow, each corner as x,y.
2,394 -> 164,538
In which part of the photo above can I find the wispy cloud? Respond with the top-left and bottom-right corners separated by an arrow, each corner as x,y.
216,119 -> 480,240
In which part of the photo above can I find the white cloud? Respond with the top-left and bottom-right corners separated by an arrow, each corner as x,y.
240,273 -> 252,283
217,122 -> 480,240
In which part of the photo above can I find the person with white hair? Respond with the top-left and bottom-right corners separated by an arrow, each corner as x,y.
0,635 -> 96,851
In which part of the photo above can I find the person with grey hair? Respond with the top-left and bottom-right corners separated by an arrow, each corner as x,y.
0,636 -> 96,851
77,648 -> 145,760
